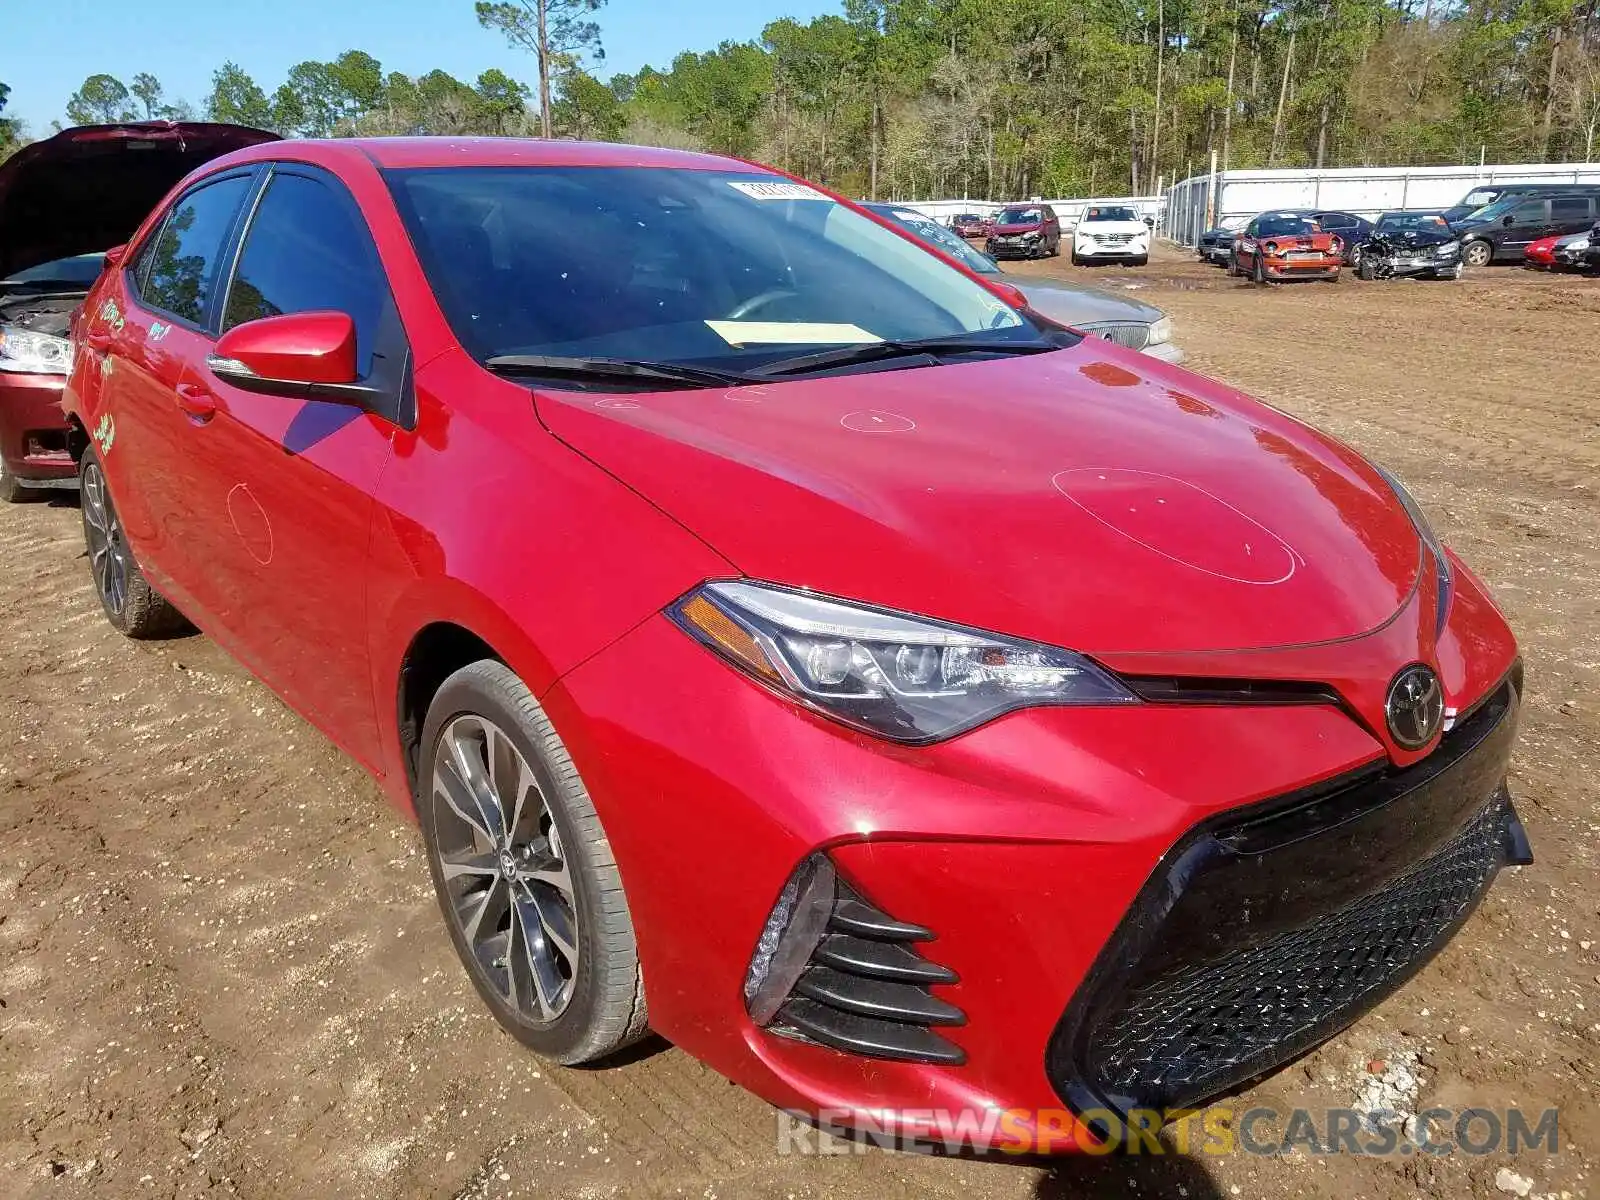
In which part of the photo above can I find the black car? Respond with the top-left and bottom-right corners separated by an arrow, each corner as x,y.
1197,220 -> 1246,264
1452,189 -> 1600,266
1441,181 -> 1600,224
1587,219 -> 1600,269
1356,212 -> 1462,280
1306,210 -> 1376,265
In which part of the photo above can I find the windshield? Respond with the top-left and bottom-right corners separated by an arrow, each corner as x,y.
1461,196 -> 1519,222
1377,213 -> 1450,233
1255,214 -> 1320,237
953,213 -> 983,223
387,167 -> 1025,372
1458,189 -> 1499,210
871,207 -> 1000,275
1085,206 -> 1138,223
1,252 -> 105,290
996,206 -> 1044,225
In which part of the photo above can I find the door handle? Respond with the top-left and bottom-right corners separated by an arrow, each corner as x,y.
175,382 -> 219,422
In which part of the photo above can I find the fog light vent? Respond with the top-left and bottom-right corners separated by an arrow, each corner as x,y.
746,857 -> 966,1066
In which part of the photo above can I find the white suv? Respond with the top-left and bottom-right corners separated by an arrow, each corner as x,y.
1071,205 -> 1151,267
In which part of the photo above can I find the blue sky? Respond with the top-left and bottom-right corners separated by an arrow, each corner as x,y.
6,0 -> 835,133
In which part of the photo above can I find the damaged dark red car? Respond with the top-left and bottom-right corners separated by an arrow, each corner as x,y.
0,121 -> 277,501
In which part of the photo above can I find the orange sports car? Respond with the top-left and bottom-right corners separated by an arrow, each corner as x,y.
1229,212 -> 1343,283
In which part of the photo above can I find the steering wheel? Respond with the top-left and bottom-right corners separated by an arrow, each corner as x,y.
725,288 -> 800,320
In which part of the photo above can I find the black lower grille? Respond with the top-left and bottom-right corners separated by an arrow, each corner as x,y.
1048,675 -> 1529,1127
1088,796 -> 1509,1108
770,881 -> 966,1065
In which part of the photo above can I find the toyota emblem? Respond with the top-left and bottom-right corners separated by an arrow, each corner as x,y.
1385,663 -> 1444,749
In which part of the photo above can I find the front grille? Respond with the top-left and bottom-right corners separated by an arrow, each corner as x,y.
769,879 -> 966,1065
1099,233 -> 1132,245
1047,676 -> 1527,1127
1088,796 -> 1508,1109
1081,322 -> 1151,351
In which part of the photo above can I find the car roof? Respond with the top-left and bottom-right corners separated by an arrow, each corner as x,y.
213,136 -> 761,174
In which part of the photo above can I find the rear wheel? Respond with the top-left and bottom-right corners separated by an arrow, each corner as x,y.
418,659 -> 647,1065
1461,239 -> 1492,268
79,451 -> 190,639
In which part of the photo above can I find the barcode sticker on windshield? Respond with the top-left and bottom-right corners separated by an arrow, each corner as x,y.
729,180 -> 828,201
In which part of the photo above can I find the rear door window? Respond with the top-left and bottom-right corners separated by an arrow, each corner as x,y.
138,175 -> 254,326
1506,200 -> 1547,226
221,171 -> 391,375
1550,196 -> 1592,221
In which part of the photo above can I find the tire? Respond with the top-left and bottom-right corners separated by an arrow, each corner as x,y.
1131,255 -> 1148,267
1349,244 -> 1363,271
79,450 -> 190,639
1070,251 -> 1082,266
1461,240 -> 1492,268
1358,257 -> 1376,280
1227,254 -> 1240,277
0,457 -> 40,504
418,659 -> 647,1065
1252,256 -> 1267,285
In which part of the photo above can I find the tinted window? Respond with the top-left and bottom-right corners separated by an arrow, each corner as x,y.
222,173 -> 389,374
1507,200 -> 1546,224
1086,206 -> 1139,222
140,176 -> 252,324
1317,213 -> 1357,229
1551,196 -> 1592,220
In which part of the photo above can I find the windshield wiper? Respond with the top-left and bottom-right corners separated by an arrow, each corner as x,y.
483,354 -> 751,390
747,333 -> 1064,379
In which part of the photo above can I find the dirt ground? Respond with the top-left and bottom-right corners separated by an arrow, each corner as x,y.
2,246 -> 1597,1200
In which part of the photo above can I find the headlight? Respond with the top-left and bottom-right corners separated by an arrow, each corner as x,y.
1022,230 -> 1041,241
670,581 -> 1136,743
1436,241 -> 1459,256
1146,315 -> 1173,346
0,326 -> 71,375
1372,464 -> 1453,637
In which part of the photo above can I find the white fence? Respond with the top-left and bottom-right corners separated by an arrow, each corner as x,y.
884,195 -> 1166,229
1164,162 -> 1600,247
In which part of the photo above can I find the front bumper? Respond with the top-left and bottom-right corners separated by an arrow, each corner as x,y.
988,236 -> 1045,258
545,561 -> 1524,1152
1264,256 -> 1341,278
0,370 -> 75,484
1076,242 -> 1148,260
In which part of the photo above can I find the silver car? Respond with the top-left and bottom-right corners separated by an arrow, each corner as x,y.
864,204 -> 1183,363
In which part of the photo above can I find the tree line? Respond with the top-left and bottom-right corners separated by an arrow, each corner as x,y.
7,0 -> 1600,198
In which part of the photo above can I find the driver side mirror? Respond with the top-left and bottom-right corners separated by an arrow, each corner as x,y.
103,244 -> 128,270
1503,213 -> 1516,226
207,311 -> 363,401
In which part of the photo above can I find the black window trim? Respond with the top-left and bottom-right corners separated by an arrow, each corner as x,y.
122,166 -> 265,336
215,160 -> 416,431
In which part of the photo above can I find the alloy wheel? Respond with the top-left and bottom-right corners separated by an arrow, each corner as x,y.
431,713 -> 580,1024
1463,240 -> 1491,268
81,462 -> 130,617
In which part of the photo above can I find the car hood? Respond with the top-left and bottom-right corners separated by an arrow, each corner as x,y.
534,344 -> 1421,655
0,121 -> 280,278
990,221 -> 1044,236
1078,221 -> 1149,236
1008,277 -> 1163,326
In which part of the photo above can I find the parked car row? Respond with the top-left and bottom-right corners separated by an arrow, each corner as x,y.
946,203 -> 1157,267
1195,181 -> 1600,283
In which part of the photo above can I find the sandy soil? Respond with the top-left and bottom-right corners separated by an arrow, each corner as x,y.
2,246 -> 1597,1200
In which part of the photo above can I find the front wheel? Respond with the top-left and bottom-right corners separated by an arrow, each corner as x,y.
0,458 -> 38,504
1358,257 -> 1376,280
1252,256 -> 1267,285
79,451 -> 190,638
1070,251 -> 1082,266
418,659 -> 647,1065
1131,255 -> 1148,267
1461,240 -> 1492,268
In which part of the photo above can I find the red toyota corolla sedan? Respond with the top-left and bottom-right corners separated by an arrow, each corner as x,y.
61,137 -> 1529,1152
